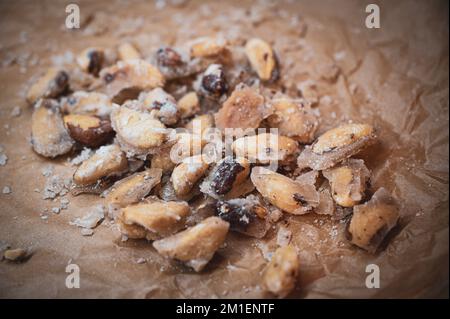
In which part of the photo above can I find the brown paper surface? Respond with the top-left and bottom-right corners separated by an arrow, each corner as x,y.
0,0 -> 448,298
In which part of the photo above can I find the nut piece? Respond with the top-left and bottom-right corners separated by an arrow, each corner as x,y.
151,149 -> 177,174
178,92 -> 200,119
297,123 -> 377,170
170,133 -> 205,163
263,245 -> 299,298
347,188 -> 399,253
171,155 -> 209,196
118,42 -> 141,60
121,198 -> 190,239
323,159 -> 370,207
215,84 -> 270,130
200,64 -> 228,97
61,91 -> 113,118
190,37 -> 227,58
266,98 -> 318,143
4,248 -> 28,262
251,167 -> 319,214
106,168 -> 163,216
26,68 -> 69,104
76,48 -> 104,76
245,38 -> 278,82
110,106 -> 167,156
73,144 -> 128,186
31,99 -> 75,158
232,133 -> 298,164
215,195 -> 269,238
100,59 -> 165,103
64,114 -> 114,147
152,216 -> 229,272
185,113 -> 215,134
201,156 -> 250,197
139,88 -> 179,125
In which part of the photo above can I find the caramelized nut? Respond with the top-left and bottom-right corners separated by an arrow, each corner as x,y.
267,98 -> 318,143
348,188 -> 399,253
245,38 -> 278,82
73,144 -> 128,186
200,64 -> 228,97
185,113 -> 215,134
170,133 -> 205,162
251,167 -> 319,214
26,68 -> 69,105
152,216 -> 229,272
190,37 -> 227,58
151,149 -> 177,174
100,59 -> 165,103
121,198 -> 190,239
171,155 -> 209,196
64,114 -> 114,147
232,133 -> 298,164
263,245 -> 299,298
76,48 -> 104,76
140,88 -> 179,125
298,123 -> 377,170
323,159 -> 370,207
31,99 -> 74,158
61,91 -> 113,118
118,42 -> 141,60
215,84 -> 270,130
178,92 -> 200,119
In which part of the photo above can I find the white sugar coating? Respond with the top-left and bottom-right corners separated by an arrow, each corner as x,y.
10,106 -> 21,117
70,147 -> 93,166
70,205 -> 105,229
2,186 -> 12,194
0,153 -> 7,166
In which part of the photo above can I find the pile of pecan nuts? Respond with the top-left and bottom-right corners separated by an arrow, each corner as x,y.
27,37 -> 399,297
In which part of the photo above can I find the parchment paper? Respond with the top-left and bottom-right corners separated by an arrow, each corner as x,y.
0,0 -> 448,298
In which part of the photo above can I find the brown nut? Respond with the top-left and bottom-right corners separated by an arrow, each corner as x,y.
156,47 -> 184,68
266,98 -> 318,143
3,248 -> 28,262
26,68 -> 69,105
190,37 -> 227,58
178,92 -> 200,119
245,38 -> 278,82
232,133 -> 299,164
31,99 -> 75,158
171,155 -> 209,196
215,84 -> 271,131
73,144 -> 128,186
60,91 -> 113,118
76,48 -> 105,76
200,64 -> 228,97
297,123 -> 377,170
106,168 -> 163,216
323,159 -> 370,207
139,88 -> 179,125
100,59 -> 165,104
152,216 -> 229,272
263,245 -> 299,298
201,156 -> 250,197
118,42 -> 141,60
251,167 -> 319,214
110,106 -> 167,156
63,114 -> 114,147
347,188 -> 399,253
121,198 -> 190,239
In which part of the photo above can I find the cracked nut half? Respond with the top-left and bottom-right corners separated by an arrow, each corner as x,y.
26,68 -> 69,105
245,38 -> 278,82
64,114 -> 114,147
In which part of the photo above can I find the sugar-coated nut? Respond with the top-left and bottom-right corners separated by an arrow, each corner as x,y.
31,99 -> 75,158
251,167 -> 319,214
64,114 -> 114,147
171,155 -> 209,196
232,133 -> 298,164
61,91 -> 113,118
118,42 -> 141,60
26,68 -> 69,104
73,144 -> 128,186
121,199 -> 190,238
152,216 -> 229,272
208,156 -> 250,195
313,124 -> 374,155
170,133 -> 205,162
215,85 -> 269,130
348,188 -> 399,253
190,37 -> 227,58
76,48 -> 105,76
178,92 -> 200,119
140,88 -> 179,125
201,64 -> 228,96
245,38 -> 278,81
151,150 -> 177,174
156,47 -> 184,67
263,245 -> 299,298
100,59 -> 165,103
185,113 -> 215,134
4,248 -> 28,262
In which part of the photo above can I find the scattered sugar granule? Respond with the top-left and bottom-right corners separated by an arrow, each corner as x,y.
0,153 -> 7,166
70,205 -> 105,229
2,186 -> 11,194
51,207 -> 61,214
70,148 -> 93,166
276,225 -> 292,247
81,228 -> 94,236
136,258 -> 146,264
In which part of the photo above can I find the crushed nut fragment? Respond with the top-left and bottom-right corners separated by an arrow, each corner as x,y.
245,38 -> 278,82
26,68 -> 69,104
64,114 -> 114,147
